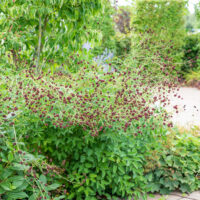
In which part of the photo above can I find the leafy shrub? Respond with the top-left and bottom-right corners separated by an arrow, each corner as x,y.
0,0 -> 196,199
182,33 -> 200,75
146,132 -> 200,194
49,130 -> 148,199
115,32 -> 132,58
24,119 -> 169,199
131,0 -> 186,73
0,55 -> 176,199
185,70 -> 200,89
0,127 -> 66,200
89,0 -> 116,57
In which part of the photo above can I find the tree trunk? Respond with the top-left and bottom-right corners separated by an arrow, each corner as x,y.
36,15 -> 42,72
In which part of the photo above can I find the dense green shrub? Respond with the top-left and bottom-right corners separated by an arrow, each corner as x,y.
1,0 -> 199,199
0,56 -> 175,199
24,119 -> 168,199
1,55 -> 196,199
182,33 -> 200,74
115,32 -> 132,58
185,70 -> 200,89
0,127 -> 66,200
146,132 -> 200,194
41,129 -> 148,199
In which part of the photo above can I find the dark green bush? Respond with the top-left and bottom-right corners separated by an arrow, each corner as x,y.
146,133 -> 200,194
115,33 -> 132,58
0,127 -> 66,200
24,122 -> 167,200
181,33 -> 200,75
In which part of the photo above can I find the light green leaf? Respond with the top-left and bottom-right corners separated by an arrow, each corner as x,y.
46,183 -> 61,191
7,191 -> 28,199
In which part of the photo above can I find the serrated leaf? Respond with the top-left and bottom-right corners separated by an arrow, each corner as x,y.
11,163 -> 29,171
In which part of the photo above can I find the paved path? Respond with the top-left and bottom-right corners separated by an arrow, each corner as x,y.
149,87 -> 200,200
148,191 -> 200,200
166,87 -> 200,128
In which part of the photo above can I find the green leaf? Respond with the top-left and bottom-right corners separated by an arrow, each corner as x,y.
14,182 -> 29,192
46,183 -> 61,191
89,174 -> 97,178
0,169 -> 13,179
8,176 -> 24,189
180,184 -> 191,193
29,193 -> 39,200
39,174 -> 47,184
11,163 -> 29,171
8,152 -> 14,162
7,191 -> 28,199
54,195 -> 66,200
0,187 -> 4,195
1,182 -> 12,191
113,165 -> 117,174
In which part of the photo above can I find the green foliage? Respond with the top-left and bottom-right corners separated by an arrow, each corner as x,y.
0,1 -> 199,199
43,129 -> 149,199
185,13 -> 200,32
0,127 -> 65,200
186,70 -> 200,82
185,70 -> 200,89
0,0 -> 104,70
0,55 -> 172,199
131,0 -> 187,72
146,132 -> 200,194
89,0 -> 116,56
182,33 -> 200,74
115,32 -> 131,58
196,2 -> 200,21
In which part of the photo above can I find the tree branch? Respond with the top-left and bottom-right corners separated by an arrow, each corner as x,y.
36,15 -> 42,71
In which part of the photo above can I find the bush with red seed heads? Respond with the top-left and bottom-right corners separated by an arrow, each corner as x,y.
0,126 -> 67,199
0,44 -> 181,198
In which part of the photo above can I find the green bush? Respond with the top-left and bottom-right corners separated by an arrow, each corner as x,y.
0,36 -> 182,199
89,1 -> 116,57
115,32 -> 132,58
185,70 -> 200,89
182,33 -> 200,75
131,0 -> 186,73
24,121 -> 168,200
146,132 -> 200,194
0,61 -> 172,199
0,127 -> 66,200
